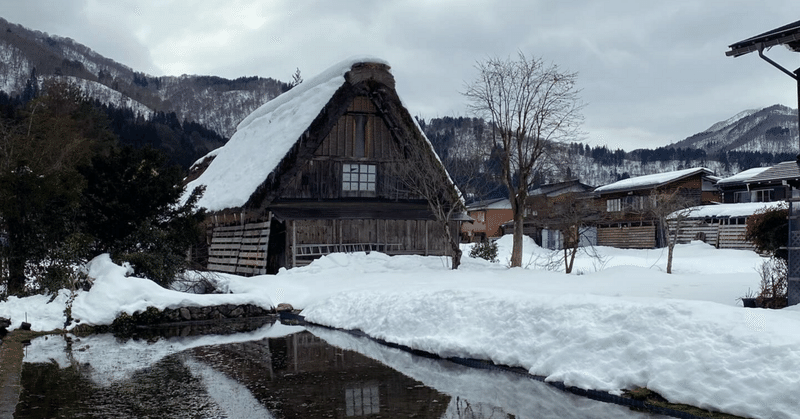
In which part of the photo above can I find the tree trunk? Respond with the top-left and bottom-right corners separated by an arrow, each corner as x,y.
442,219 -> 462,270
565,247 -> 577,274
667,242 -> 675,274
7,257 -> 25,296
451,244 -> 462,270
510,210 -> 524,267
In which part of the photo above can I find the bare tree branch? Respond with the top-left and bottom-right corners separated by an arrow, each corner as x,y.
463,52 -> 584,267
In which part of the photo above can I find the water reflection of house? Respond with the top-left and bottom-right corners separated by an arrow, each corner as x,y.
191,331 -> 449,418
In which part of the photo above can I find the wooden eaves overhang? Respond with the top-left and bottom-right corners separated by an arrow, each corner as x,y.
727,19 -> 800,162
726,19 -> 800,58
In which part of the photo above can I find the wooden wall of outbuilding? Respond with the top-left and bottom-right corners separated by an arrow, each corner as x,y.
288,218 -> 451,267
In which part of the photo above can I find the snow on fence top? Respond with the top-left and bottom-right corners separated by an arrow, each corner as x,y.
182,56 -> 389,212
672,201 -> 786,219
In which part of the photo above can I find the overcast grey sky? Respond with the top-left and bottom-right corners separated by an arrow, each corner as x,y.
1,1 -> 798,150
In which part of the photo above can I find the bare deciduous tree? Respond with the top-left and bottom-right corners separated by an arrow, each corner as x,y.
390,136 -> 466,269
464,52 -> 583,267
650,189 -> 697,274
548,192 -> 603,273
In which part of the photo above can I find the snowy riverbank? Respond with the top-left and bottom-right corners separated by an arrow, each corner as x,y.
2,236 -> 798,418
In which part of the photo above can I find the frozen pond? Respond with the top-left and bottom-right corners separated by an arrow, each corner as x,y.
14,319 -> 666,418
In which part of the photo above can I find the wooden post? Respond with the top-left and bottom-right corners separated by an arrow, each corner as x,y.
291,220 -> 297,268
425,220 -> 429,256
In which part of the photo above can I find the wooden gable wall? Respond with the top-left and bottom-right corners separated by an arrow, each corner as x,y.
279,96 -> 417,201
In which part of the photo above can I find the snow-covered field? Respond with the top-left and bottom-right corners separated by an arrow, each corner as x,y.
2,236 -> 799,419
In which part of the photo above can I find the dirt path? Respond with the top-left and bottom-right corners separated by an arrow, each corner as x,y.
0,331 -> 25,419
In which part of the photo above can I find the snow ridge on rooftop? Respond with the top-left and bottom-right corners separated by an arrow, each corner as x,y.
594,167 -> 711,194
716,166 -> 771,185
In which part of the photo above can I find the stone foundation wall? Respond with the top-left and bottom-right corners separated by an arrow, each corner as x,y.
162,304 -> 273,322
102,303 -> 276,336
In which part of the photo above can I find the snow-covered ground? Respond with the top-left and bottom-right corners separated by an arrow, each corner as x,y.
2,236 -> 798,419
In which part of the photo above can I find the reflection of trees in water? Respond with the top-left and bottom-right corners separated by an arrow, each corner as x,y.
441,396 -> 515,419
17,353 -> 225,419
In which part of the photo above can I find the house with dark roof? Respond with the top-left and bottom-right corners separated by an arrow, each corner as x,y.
593,167 -> 717,248
717,165 -> 786,203
719,161 -> 800,202
184,58 -> 464,274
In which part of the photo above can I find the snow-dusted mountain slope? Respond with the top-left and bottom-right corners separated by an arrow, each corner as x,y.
672,104 -> 798,155
0,17 -> 289,139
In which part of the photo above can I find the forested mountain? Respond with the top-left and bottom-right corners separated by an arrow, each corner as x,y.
420,104 -> 799,192
0,17 -> 290,139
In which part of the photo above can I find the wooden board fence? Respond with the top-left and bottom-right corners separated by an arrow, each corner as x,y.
208,219 -> 271,276
597,225 -> 656,249
668,220 -> 753,250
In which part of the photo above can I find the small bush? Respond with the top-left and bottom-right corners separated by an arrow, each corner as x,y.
756,256 -> 788,309
745,205 -> 788,259
470,240 -> 499,263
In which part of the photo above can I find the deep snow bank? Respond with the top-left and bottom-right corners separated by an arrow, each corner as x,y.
0,254 -> 274,331
301,287 -> 800,419
70,254 -> 274,327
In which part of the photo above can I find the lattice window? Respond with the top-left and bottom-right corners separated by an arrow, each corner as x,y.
345,385 -> 380,416
342,163 -> 376,195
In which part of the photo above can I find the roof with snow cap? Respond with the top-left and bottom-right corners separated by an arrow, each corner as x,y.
715,166 -> 771,186
593,167 -> 715,195
183,56 -> 457,213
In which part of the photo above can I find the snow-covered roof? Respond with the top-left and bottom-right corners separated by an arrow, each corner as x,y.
673,202 -> 786,219
715,166 -> 771,186
466,198 -> 512,211
747,160 -> 800,184
593,167 -> 714,194
528,179 -> 593,197
182,56 -> 390,211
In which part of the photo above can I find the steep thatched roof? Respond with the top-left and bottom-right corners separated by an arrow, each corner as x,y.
183,57 -> 458,213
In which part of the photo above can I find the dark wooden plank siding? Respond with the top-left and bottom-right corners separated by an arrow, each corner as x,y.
289,218 -> 450,266
315,97 -> 396,161
597,225 -> 656,249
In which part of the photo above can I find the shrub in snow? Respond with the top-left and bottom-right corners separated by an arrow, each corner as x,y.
756,256 -> 787,308
469,240 -> 498,263
745,205 -> 788,260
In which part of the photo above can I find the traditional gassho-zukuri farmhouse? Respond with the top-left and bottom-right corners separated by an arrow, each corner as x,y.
183,57 -> 465,275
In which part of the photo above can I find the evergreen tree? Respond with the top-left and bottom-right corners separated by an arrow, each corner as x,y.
0,81 -> 113,295
79,146 -> 204,286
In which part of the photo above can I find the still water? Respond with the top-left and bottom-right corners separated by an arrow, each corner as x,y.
14,319 -> 665,418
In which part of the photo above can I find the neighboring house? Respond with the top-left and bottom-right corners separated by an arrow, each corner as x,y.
461,198 -> 512,242
718,161 -> 800,203
668,202 -> 786,250
526,179 -> 597,249
184,58 -> 464,274
716,166 -> 775,203
593,167 -> 717,248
